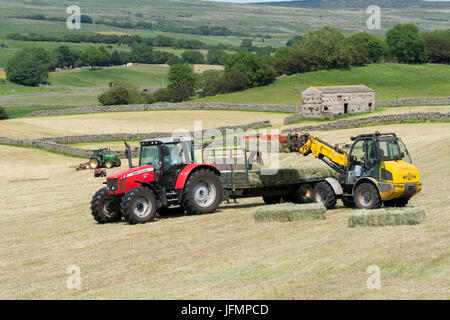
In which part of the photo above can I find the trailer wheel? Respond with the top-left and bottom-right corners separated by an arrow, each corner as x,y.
313,182 -> 337,209
89,158 -> 99,169
121,186 -> 157,224
183,169 -> 223,215
292,183 -> 314,204
354,182 -> 382,210
262,195 -> 282,204
90,187 -> 122,223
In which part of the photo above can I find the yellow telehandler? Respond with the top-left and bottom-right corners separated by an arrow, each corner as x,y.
283,131 -> 422,209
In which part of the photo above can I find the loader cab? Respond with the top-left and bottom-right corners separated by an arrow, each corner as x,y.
345,133 -> 413,185
139,137 -> 195,188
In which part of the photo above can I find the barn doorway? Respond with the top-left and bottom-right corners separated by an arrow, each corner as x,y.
344,103 -> 349,114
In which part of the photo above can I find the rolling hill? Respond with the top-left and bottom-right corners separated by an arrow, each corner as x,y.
195,63 -> 450,105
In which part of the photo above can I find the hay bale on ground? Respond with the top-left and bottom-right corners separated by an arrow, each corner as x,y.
254,203 -> 326,223
348,207 -> 426,227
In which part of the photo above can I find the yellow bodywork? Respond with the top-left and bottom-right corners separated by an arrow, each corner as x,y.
298,136 -> 348,167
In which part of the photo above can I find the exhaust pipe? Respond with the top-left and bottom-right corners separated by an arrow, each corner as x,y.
124,141 -> 133,168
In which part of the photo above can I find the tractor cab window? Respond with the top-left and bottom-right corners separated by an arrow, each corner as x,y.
163,142 -> 192,170
378,138 -> 411,163
140,145 -> 160,169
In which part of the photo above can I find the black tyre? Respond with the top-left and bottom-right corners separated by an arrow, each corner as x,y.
105,160 -> 113,169
354,182 -> 382,210
384,198 -> 409,208
342,197 -> 355,208
121,186 -> 157,224
263,195 -> 282,204
89,158 -> 99,169
313,182 -> 337,209
90,187 -> 122,223
182,169 -> 223,215
292,183 -> 314,204
157,206 -> 185,217
116,158 -> 121,167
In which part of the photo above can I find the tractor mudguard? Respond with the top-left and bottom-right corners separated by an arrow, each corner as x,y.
174,163 -> 221,190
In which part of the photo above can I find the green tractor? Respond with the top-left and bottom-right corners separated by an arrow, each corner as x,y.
89,148 -> 121,169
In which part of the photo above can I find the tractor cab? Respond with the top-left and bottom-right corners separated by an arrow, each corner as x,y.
138,137 -> 195,188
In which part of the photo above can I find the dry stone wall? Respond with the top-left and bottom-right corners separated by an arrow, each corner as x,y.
0,121 -> 271,158
282,112 -> 450,133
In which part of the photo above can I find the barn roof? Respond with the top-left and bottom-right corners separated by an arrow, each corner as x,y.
307,85 -> 375,94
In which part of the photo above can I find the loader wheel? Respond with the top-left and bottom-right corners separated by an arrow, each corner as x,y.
292,183 -> 314,204
105,160 -> 113,169
313,182 -> 337,210
182,169 -> 223,215
121,186 -> 157,224
263,195 -> 282,205
342,197 -> 355,208
90,187 -> 122,223
354,182 -> 382,210
384,198 -> 409,208
89,158 -> 99,169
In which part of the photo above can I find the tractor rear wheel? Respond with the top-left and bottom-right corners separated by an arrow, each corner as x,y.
292,183 -> 314,204
105,160 -> 113,169
90,187 -> 122,223
182,169 -> 223,215
354,182 -> 382,210
263,195 -> 282,204
313,182 -> 337,209
116,158 -> 122,167
89,158 -> 99,169
121,186 -> 157,224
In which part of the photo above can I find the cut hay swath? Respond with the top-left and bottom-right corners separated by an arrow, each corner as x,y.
348,207 -> 426,227
254,203 -> 327,223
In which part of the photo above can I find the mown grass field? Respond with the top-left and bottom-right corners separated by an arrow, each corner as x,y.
195,64 -> 450,105
0,121 -> 448,299
0,109 -> 287,139
48,65 -> 169,88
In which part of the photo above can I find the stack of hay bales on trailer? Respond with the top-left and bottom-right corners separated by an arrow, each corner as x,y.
254,203 -> 327,223
348,207 -> 426,227
247,165 -> 336,187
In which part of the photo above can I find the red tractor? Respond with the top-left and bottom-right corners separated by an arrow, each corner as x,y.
90,137 -> 223,224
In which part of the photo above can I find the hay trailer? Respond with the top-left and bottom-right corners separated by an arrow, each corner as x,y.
201,139 -> 336,205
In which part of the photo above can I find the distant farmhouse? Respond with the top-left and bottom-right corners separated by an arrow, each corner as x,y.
300,85 -> 376,118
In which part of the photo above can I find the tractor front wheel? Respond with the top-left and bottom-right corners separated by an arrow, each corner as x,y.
90,187 -> 122,223
121,186 -> 157,224
354,182 -> 382,210
182,169 -> 223,215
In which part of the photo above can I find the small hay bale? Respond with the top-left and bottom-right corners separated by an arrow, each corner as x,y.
254,203 -> 326,223
348,207 -> 426,228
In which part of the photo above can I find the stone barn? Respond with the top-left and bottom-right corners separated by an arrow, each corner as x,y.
300,85 -> 376,118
